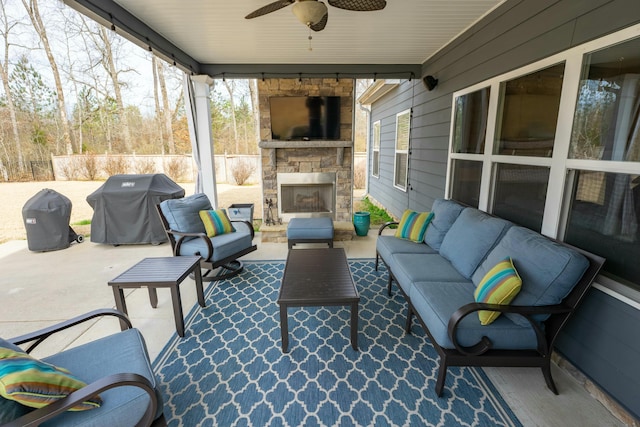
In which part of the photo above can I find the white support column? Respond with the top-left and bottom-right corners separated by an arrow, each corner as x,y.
191,75 -> 218,208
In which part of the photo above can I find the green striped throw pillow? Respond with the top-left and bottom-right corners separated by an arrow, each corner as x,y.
199,209 -> 236,237
474,257 -> 522,325
394,210 -> 434,243
0,347 -> 101,410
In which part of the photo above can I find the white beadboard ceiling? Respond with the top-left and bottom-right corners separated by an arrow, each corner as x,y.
107,0 -> 503,67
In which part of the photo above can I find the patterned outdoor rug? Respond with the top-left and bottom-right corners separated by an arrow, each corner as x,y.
153,260 -> 522,427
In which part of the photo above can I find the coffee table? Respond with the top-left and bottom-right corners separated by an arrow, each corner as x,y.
108,256 -> 205,337
277,248 -> 360,352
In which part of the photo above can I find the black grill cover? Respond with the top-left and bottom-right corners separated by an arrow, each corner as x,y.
22,189 -> 73,252
87,174 -> 185,244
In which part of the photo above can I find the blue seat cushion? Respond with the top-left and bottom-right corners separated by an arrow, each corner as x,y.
178,229 -> 253,262
424,199 -> 465,250
376,235 -> 437,266
389,253 -> 468,296
41,329 -> 162,427
159,193 -> 212,234
472,226 -> 589,326
439,208 -> 512,279
287,217 -> 334,239
410,281 -> 538,350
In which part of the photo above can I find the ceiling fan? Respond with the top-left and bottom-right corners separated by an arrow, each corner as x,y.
245,0 -> 387,32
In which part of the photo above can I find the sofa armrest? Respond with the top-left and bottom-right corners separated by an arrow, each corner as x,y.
231,220 -> 255,239
447,302 -> 572,356
378,221 -> 399,235
9,309 -> 133,354
4,373 -> 158,427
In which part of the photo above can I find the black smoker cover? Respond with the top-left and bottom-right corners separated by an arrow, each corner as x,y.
22,189 -> 73,251
87,174 -> 185,244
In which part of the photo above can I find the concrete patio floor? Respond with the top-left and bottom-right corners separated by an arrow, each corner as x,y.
0,232 -> 626,427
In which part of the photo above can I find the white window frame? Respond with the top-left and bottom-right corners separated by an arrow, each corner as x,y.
372,120 -> 381,178
445,23 -> 640,306
394,109 -> 411,191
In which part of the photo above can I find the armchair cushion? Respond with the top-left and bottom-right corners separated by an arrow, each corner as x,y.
0,346 -> 102,411
178,231 -> 253,263
199,209 -> 235,237
160,193 -> 212,234
41,328 -> 162,427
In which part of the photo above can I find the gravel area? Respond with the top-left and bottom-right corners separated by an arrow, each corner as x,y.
0,181 -> 263,243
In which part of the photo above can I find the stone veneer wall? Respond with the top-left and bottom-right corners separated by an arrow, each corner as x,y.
258,78 -> 354,223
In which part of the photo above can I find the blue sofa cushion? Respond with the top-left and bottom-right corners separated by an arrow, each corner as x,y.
376,235 -> 437,266
472,226 -> 589,327
42,329 -> 162,427
159,193 -> 212,234
410,281 -> 538,350
390,253 -> 469,295
439,208 -> 512,279
424,199 -> 465,250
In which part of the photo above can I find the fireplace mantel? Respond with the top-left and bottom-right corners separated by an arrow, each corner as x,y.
258,140 -> 353,149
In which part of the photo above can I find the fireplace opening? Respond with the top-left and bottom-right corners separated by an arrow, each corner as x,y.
277,172 -> 336,220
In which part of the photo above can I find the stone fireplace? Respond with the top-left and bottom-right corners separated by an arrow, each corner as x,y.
258,78 -> 355,241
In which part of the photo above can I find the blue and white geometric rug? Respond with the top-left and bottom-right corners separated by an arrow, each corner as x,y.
153,260 -> 522,427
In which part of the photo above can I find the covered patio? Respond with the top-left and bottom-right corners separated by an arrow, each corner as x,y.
0,235 -> 624,426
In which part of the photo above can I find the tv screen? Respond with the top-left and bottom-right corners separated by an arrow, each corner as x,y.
269,96 -> 341,140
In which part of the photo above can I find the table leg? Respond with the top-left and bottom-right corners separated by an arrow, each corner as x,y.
111,286 -> 129,331
279,304 -> 289,353
350,302 -> 359,351
148,287 -> 158,308
170,285 -> 185,337
193,263 -> 206,308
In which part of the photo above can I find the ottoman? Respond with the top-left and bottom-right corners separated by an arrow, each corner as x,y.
287,217 -> 334,249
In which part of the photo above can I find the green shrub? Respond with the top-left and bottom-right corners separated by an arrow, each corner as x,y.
358,197 -> 395,226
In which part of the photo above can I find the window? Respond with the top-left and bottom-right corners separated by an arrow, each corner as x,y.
372,120 -> 380,178
450,160 -> 482,208
492,164 -> 549,232
447,25 -> 640,296
394,109 -> 410,191
495,64 -> 565,157
453,87 -> 490,154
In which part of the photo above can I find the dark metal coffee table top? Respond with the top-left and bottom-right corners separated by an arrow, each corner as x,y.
278,248 -> 359,304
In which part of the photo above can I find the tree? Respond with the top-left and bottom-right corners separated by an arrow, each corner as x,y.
153,55 -> 175,154
21,0 -> 73,154
0,0 -> 23,176
222,79 -> 239,153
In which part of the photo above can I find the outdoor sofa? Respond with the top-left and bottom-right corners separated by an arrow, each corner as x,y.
376,198 -> 605,396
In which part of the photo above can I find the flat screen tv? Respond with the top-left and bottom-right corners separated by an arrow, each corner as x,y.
269,96 -> 341,141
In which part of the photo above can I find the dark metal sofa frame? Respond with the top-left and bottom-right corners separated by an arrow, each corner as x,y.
156,204 -> 257,281
376,221 -> 606,397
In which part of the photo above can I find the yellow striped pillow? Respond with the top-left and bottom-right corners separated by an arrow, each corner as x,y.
474,257 -> 522,325
394,210 -> 434,243
199,209 -> 235,237
0,347 -> 101,410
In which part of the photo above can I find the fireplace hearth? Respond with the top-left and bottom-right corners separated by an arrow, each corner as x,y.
278,172 -> 336,221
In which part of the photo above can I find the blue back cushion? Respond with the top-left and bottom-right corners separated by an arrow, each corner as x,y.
472,226 -> 589,326
159,193 -> 212,234
424,199 -> 465,250
439,208 -> 512,279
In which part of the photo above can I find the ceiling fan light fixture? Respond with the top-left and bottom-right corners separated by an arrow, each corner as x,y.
292,0 -> 327,26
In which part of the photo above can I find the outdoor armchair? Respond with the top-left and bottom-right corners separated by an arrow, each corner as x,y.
0,309 -> 164,427
157,193 -> 257,281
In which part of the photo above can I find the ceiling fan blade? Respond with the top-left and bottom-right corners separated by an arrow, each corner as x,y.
309,12 -> 328,31
245,0 -> 295,19
328,0 -> 386,11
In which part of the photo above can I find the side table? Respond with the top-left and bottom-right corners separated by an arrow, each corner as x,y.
108,256 -> 204,337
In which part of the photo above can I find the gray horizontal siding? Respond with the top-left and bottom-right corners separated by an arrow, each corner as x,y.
368,0 -> 640,418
